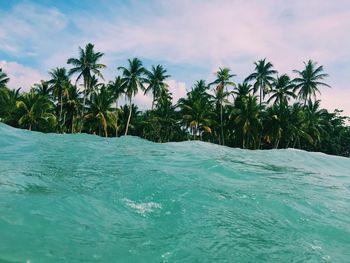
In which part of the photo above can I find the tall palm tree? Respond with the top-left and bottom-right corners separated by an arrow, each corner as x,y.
268,74 -> 296,106
67,43 -> 106,115
144,65 -> 170,110
118,58 -> 146,135
0,68 -> 10,88
245,58 -> 277,109
293,60 -> 330,104
64,84 -> 81,133
49,67 -> 70,130
209,67 -> 236,145
108,76 -> 125,136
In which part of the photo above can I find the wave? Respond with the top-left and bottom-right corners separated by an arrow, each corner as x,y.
0,123 -> 350,262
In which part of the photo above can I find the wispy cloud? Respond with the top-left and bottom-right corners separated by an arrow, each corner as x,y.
0,0 -> 349,114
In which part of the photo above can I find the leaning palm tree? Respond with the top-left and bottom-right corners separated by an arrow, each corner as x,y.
209,68 -> 236,145
0,68 -> 10,88
268,74 -> 296,106
245,58 -> 277,109
144,65 -> 170,110
118,58 -> 147,135
67,43 -> 106,114
293,60 -> 330,104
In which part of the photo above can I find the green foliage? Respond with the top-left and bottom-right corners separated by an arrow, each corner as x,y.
0,47 -> 349,157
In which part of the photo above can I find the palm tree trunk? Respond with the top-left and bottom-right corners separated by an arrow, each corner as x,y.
115,99 -> 119,137
71,115 -> 75,133
125,99 -> 132,136
220,102 -> 224,146
82,78 -> 87,114
59,95 -> 63,131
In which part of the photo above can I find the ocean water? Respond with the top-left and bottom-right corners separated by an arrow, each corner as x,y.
0,123 -> 349,263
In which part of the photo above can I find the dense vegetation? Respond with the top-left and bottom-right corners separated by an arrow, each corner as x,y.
0,43 -> 349,156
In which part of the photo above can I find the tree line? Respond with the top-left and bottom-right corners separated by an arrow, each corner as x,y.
0,43 -> 349,156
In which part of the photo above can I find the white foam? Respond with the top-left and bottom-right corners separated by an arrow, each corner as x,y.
122,198 -> 162,216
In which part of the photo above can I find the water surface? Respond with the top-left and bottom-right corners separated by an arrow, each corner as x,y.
0,123 -> 349,262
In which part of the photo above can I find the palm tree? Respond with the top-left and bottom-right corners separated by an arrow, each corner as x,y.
231,95 -> 261,149
285,103 -> 312,148
64,84 -> 81,133
234,82 -> 253,98
293,60 -> 330,104
118,58 -> 147,135
0,68 -> 10,88
33,80 -> 52,97
108,76 -> 125,136
84,85 -> 116,137
245,59 -> 277,109
49,67 -> 70,130
118,104 -> 142,136
178,81 -> 214,140
16,90 -> 56,131
209,67 -> 236,145
304,100 -> 328,147
144,65 -> 170,110
67,43 -> 106,115
0,88 -> 21,124
268,74 -> 296,106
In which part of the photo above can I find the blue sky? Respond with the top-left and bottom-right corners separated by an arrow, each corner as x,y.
0,0 -> 349,114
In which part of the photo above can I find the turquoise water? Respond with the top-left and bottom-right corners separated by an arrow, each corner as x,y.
0,123 -> 349,263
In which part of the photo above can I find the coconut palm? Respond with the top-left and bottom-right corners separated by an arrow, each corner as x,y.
144,65 -> 170,110
16,90 -> 56,131
0,68 -> 10,88
84,85 -> 116,137
67,43 -> 106,115
268,74 -> 296,106
304,100 -> 328,147
234,82 -> 253,98
0,88 -> 21,124
49,67 -> 70,130
209,68 -> 236,145
293,60 -> 330,104
118,104 -> 142,135
108,76 -> 125,136
63,84 -> 81,133
245,59 -> 277,109
231,95 -> 261,149
178,81 -> 214,140
33,80 -> 53,97
118,58 -> 147,135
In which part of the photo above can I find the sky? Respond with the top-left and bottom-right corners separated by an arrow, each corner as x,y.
0,0 -> 349,115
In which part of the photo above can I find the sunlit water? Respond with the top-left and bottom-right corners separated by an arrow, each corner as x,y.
0,123 -> 349,262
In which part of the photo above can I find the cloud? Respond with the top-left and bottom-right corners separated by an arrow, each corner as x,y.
0,0 -> 349,115
166,80 -> 187,104
0,61 -> 47,90
0,2 -> 69,59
